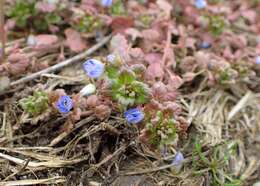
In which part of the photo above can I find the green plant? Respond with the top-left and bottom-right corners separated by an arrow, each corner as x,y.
208,15 -> 225,36
146,111 -> 177,147
6,0 -> 63,31
217,68 -> 238,84
110,0 -> 126,16
19,91 -> 49,116
74,15 -> 102,33
107,67 -> 150,108
6,0 -> 36,28
192,141 -> 241,186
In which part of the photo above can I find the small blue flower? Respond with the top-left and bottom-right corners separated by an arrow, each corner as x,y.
199,41 -> 211,49
256,56 -> 260,65
172,151 -> 184,166
195,0 -> 207,9
107,54 -> 116,64
56,95 -> 73,114
101,0 -> 113,7
124,108 -> 144,124
83,59 -> 105,78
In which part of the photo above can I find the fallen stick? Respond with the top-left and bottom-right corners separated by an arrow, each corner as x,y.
0,176 -> 66,186
10,35 -> 111,87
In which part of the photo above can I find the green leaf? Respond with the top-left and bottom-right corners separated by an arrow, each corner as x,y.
45,13 -> 62,24
19,91 -> 49,116
106,65 -> 119,79
118,70 -> 135,84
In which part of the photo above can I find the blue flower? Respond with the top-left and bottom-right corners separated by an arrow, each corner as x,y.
101,0 -> 113,7
256,56 -> 260,65
83,59 -> 105,78
195,0 -> 207,9
106,54 -> 116,64
124,108 -> 144,124
199,41 -> 211,49
56,95 -> 73,114
172,151 -> 184,166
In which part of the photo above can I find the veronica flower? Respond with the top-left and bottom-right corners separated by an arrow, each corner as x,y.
106,54 -> 116,64
171,151 -> 184,172
56,95 -> 73,114
124,108 -> 144,124
172,151 -> 184,166
83,59 -> 105,78
195,0 -> 207,9
199,41 -> 211,49
79,83 -> 96,97
256,56 -> 260,65
101,0 -> 113,7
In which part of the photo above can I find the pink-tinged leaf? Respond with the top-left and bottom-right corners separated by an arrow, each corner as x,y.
65,29 -> 87,53
86,95 -> 99,108
35,2 -> 56,13
111,17 -> 134,33
6,53 -> 30,75
228,12 -> 240,22
195,51 -> 211,68
230,35 -> 247,49
145,62 -> 164,81
151,82 -> 168,99
32,35 -> 59,49
141,29 -> 161,41
5,19 -> 16,31
94,105 -> 111,120
163,102 -> 182,115
71,107 -> 82,122
185,37 -> 196,49
166,69 -> 183,90
241,10 -> 256,24
144,53 -> 162,65
110,34 -> 130,61
223,46 -> 234,60
151,82 -> 177,101
129,48 -> 144,59
125,28 -> 142,41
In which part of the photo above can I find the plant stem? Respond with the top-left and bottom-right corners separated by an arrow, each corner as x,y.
0,0 -> 5,63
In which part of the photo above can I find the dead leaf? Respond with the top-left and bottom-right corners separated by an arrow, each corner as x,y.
111,16 -> 134,33
241,10 -> 256,24
6,53 -> 30,75
33,35 -> 59,49
145,62 -> 164,81
65,29 -> 87,53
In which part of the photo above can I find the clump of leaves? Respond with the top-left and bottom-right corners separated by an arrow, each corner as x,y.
217,68 -> 238,84
19,91 -> 49,116
145,111 -> 177,147
6,0 -> 63,31
192,141 -> 241,186
110,0 -> 126,16
107,66 -> 150,108
6,0 -> 36,28
138,14 -> 153,27
74,15 -> 103,33
208,15 -> 225,36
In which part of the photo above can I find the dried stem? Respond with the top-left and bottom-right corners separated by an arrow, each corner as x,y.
0,0 -> 5,63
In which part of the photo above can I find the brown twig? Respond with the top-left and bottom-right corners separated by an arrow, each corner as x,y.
9,35 -> 112,87
0,0 -> 5,63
